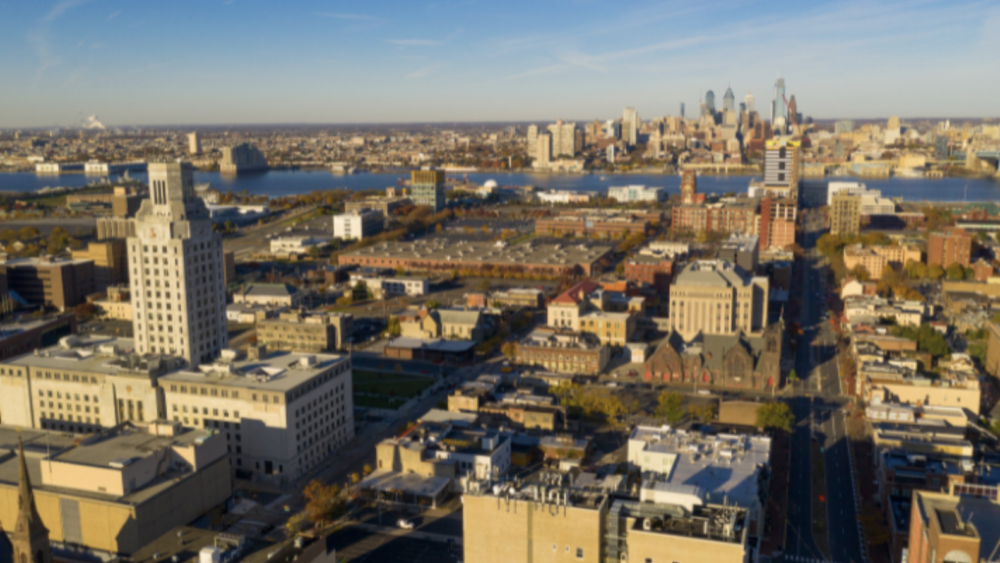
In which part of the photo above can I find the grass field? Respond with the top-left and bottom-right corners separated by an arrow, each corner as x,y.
353,395 -> 409,409
353,370 -> 435,399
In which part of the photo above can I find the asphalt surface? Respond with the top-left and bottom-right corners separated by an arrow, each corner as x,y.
783,209 -> 864,563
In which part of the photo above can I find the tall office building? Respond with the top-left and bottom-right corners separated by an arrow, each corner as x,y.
526,125 -> 538,159
129,162 -> 228,365
787,95 -> 799,126
723,86 -> 735,112
622,107 -> 639,146
704,91 -> 716,115
410,169 -> 446,212
772,77 -> 787,123
187,132 -> 201,155
762,138 -> 801,200
887,116 -> 901,130
830,193 -> 861,236
219,143 -> 268,174
680,102 -> 685,119
744,93 -> 755,114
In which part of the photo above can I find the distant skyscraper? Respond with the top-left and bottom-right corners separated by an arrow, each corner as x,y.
526,125 -> 538,159
680,102 -> 685,119
606,144 -> 616,164
787,95 -> 798,126
704,91 -> 716,115
744,93 -> 755,114
739,102 -> 746,113
547,119 -> 577,157
623,107 -> 639,146
536,133 -> 552,166
887,116 -> 901,130
187,132 -> 201,155
723,87 -> 735,113
130,162 -> 227,365
772,77 -> 787,124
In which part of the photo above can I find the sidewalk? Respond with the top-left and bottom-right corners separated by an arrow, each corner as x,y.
348,521 -> 463,545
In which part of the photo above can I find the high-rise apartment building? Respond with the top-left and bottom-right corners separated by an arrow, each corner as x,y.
410,169 -> 446,212
129,162 -> 228,365
526,125 -> 538,159
547,120 -> 576,157
623,107 -> 639,146
830,193 -> 861,236
219,143 -> 268,174
928,227 -> 972,268
723,86 -> 735,112
762,138 -> 801,199
187,132 -> 201,155
744,93 -> 755,114
759,196 -> 798,251
668,260 -> 769,340
536,133 -> 552,167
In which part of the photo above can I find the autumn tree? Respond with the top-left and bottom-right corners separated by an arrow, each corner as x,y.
302,480 -> 345,526
687,402 -> 717,424
755,402 -> 794,433
500,341 -> 517,359
656,391 -> 685,426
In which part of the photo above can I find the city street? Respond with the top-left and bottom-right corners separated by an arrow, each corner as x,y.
783,209 -> 864,563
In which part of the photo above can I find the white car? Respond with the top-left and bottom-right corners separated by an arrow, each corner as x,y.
397,519 -> 414,530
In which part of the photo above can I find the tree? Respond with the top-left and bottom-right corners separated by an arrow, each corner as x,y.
927,263 -> 945,280
500,341 -> 517,359
350,473 -> 361,485
352,281 -> 369,301
17,226 -> 39,241
302,480 -> 345,525
73,302 -> 97,321
787,369 -> 798,384
285,512 -> 309,536
308,245 -> 321,259
904,259 -> 928,279
476,279 -> 492,292
688,402 -> 717,424
424,300 -> 442,309
615,262 -> 626,276
848,265 -> 870,282
755,402 -> 794,433
946,262 -> 966,280
385,317 -> 401,337
655,391 -> 685,426
435,223 -> 443,233
335,295 -> 353,307
362,463 -> 373,475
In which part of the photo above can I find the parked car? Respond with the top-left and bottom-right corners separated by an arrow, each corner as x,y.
397,519 -> 414,529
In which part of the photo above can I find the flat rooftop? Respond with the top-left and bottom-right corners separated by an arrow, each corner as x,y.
630,426 -> 771,507
0,314 -> 70,341
341,239 -> 614,267
2,335 -> 181,378
162,350 -> 348,393
0,424 -> 217,505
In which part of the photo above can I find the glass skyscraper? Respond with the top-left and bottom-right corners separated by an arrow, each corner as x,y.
772,77 -> 787,122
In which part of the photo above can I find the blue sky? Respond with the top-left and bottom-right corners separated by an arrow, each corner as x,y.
1,0 -> 998,128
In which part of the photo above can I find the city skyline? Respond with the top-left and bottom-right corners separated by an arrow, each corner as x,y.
1,0 -> 999,128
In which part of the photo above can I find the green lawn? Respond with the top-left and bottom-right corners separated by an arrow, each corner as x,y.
352,370 -> 435,399
353,395 -> 409,409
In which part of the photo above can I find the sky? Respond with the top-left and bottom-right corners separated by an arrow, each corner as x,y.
1,0 -> 999,128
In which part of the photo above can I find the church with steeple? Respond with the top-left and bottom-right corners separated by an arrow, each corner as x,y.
2,437 -> 52,563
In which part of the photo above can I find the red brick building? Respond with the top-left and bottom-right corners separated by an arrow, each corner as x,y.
623,256 -> 674,292
973,259 -> 994,281
759,196 -> 797,250
928,227 -> 971,268
671,201 -> 757,235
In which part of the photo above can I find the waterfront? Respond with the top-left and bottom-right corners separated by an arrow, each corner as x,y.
2,170 -> 999,202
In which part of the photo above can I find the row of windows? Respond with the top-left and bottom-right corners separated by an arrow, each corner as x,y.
172,405 -> 241,418
38,390 -> 97,401
169,384 -> 242,399
39,402 -> 100,414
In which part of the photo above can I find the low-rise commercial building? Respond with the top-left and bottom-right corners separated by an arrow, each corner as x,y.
94,285 -> 133,321
844,244 -> 922,279
0,335 -> 182,433
623,255 -> 674,292
535,211 -> 650,238
333,208 -> 384,240
341,239 -> 614,277
908,489 -> 1000,563
718,233 -> 760,273
384,337 -> 476,363
257,310 -> 354,352
72,240 -> 127,288
0,254 -> 95,311
233,283 -> 303,308
548,280 -> 638,347
607,185 -> 666,203
516,328 -> 610,375
160,346 -> 353,483
0,314 -> 76,362
270,233 -> 328,256
0,423 -> 231,556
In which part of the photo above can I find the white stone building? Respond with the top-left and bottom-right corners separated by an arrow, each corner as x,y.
129,162 -> 228,365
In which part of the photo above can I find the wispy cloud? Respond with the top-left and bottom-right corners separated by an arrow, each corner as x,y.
387,39 -> 441,46
41,0 -> 91,22
108,10 -> 120,19
314,12 -> 376,20
29,0 -> 93,82
407,63 -> 448,78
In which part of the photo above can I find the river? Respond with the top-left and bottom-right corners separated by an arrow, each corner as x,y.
4,170 -> 1000,202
